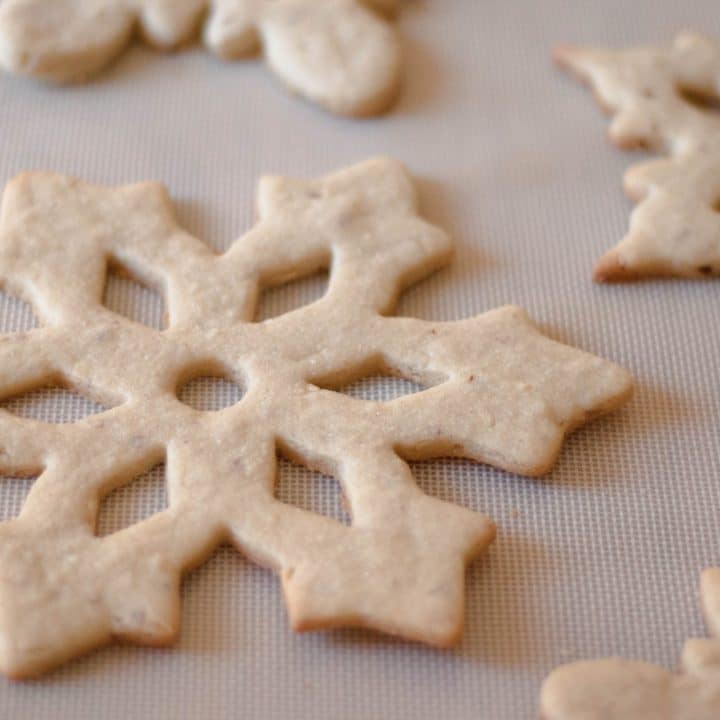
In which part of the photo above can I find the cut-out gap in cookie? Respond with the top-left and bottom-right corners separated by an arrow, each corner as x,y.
337,374 -> 426,401
0,382 -> 112,424
254,270 -> 329,322
103,260 -> 166,330
676,85 -> 720,114
96,462 -> 168,536
712,197 -> 720,213
408,457 -> 487,511
310,356 -> 444,400
274,451 -> 350,527
0,474 -> 39,521
0,289 -> 40,333
177,372 -> 245,412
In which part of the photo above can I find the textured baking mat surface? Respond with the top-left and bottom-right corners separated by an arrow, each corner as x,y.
0,1 -> 719,717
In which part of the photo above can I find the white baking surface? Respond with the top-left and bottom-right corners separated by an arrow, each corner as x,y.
0,2 -> 719,717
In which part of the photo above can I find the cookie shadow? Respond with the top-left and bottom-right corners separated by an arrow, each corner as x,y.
549,381 -> 695,489
22,536 -> 549,680
90,8 -> 440,119
321,548 -> 501,658
302,532 -> 552,669
174,198 -> 239,254
396,177 -> 490,320
69,43 -> 175,89
25,640 -> 174,685
21,545 -> 280,682
459,534 -> 554,667
178,544 -> 283,654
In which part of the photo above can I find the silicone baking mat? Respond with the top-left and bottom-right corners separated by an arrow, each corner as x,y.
0,2 -> 718,717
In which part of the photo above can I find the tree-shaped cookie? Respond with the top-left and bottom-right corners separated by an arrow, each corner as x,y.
0,158 -> 633,678
0,0 -> 401,116
541,569 -> 720,718
555,31 -> 720,281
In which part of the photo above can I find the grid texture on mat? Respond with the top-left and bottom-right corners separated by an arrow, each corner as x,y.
0,2 -> 719,717
96,463 -> 168,537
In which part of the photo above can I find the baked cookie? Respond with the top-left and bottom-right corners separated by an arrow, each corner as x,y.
541,569 -> 720,718
0,158 -> 632,677
0,0 -> 402,116
555,32 -> 720,281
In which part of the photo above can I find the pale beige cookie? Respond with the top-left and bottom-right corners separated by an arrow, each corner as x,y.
540,569 -> 720,719
0,0 -> 401,116
0,158 -> 632,678
555,32 -> 720,281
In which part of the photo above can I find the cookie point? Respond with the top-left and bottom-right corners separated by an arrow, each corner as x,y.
481,516 -> 498,546
552,44 -> 577,64
0,643 -> 53,682
673,29 -> 710,50
5,170 -> 55,191
426,623 -> 462,649
616,370 -> 636,403
539,663 -> 573,717
7,170 -> 34,186
593,251 -> 634,283
493,304 -> 532,324
552,44 -> 585,72
360,155 -> 409,179
539,659 -> 611,717
700,567 -> 720,588
701,568 -> 720,635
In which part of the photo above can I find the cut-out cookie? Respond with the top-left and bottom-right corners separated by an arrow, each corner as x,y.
0,158 -> 633,678
540,569 -> 720,719
555,31 -> 720,281
0,0 -> 402,116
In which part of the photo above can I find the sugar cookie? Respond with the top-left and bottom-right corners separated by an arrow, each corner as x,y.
541,569 -> 720,719
555,32 -> 720,281
0,0 -> 402,116
0,158 -> 632,677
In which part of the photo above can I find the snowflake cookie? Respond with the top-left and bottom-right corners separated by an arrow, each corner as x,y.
555,31 -> 720,281
541,569 -> 720,719
0,158 -> 633,678
0,0 -> 401,116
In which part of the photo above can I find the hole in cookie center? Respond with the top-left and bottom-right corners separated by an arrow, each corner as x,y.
676,85 -> 720,114
176,361 -> 245,412
177,374 -> 245,412
254,270 -> 329,322
274,449 -> 350,527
